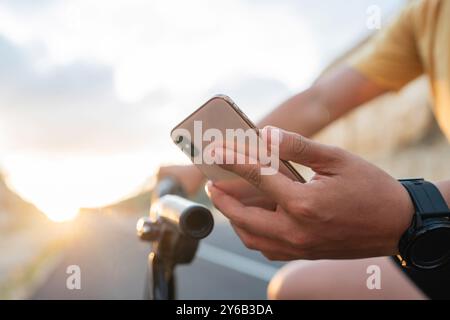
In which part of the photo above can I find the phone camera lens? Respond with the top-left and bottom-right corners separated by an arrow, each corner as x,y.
174,136 -> 184,144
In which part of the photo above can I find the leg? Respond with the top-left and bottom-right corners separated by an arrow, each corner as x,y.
267,257 -> 427,300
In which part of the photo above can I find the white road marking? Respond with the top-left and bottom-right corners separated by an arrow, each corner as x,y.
197,243 -> 279,282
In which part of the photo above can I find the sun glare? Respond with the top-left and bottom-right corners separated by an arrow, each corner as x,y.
2,153 -> 160,223
37,203 -> 80,223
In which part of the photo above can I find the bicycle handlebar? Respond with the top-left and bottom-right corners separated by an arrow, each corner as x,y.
137,176 -> 214,300
151,176 -> 186,200
153,195 -> 213,239
137,177 -> 214,241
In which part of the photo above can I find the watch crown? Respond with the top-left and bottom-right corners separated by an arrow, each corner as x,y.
396,255 -> 408,267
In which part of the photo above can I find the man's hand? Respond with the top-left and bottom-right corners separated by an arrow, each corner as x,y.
206,126 -> 415,260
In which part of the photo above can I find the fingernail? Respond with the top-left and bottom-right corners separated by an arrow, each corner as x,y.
205,180 -> 213,196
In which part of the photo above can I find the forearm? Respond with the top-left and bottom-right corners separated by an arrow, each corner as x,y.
256,87 -> 328,137
436,180 -> 450,207
257,65 -> 387,137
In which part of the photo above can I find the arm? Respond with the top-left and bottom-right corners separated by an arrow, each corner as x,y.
265,0 -> 426,137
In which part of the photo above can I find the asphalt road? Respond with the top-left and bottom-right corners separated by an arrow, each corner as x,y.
32,210 -> 284,299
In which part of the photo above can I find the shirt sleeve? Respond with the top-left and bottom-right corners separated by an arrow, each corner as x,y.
347,1 -> 425,91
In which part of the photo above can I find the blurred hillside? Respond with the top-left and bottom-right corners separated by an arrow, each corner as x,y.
79,190 -> 151,218
0,171 -> 70,299
0,172 -> 48,232
80,183 -> 209,218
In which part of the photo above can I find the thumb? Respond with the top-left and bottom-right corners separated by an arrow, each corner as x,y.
261,126 -> 345,171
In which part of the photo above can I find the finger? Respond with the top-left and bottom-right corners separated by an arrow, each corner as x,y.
213,147 -> 303,206
261,126 -> 345,171
239,195 -> 276,210
213,177 -> 261,200
208,182 -> 288,240
231,224 -> 299,259
209,180 -> 277,209
260,252 -> 294,261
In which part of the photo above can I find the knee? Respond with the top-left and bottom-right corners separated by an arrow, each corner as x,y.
267,261 -> 314,300
267,270 -> 288,300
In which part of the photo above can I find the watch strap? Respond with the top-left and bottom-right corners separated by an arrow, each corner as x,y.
399,179 -> 450,220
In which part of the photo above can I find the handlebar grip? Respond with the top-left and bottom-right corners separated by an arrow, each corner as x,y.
157,195 -> 214,239
152,177 -> 186,201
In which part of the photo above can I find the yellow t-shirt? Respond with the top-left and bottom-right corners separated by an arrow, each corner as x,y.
349,0 -> 450,140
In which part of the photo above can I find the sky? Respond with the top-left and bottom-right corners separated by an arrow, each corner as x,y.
0,0 -> 404,221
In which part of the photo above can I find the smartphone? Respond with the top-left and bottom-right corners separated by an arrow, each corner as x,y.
171,95 -> 305,185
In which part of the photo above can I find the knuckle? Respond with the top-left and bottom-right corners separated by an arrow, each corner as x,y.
291,233 -> 316,252
231,214 -> 248,229
243,166 -> 262,187
328,146 -> 346,162
289,134 -> 307,156
293,234 -> 323,260
291,232 -> 308,248
285,199 -> 301,213
285,199 -> 315,219
299,200 -> 316,220
242,235 -> 258,250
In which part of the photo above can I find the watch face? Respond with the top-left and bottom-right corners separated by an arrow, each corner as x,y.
411,225 -> 450,269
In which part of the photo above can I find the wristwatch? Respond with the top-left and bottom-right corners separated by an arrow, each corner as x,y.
397,178 -> 450,270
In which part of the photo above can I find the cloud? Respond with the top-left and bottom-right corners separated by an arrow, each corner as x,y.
0,0 -> 321,104
0,39 -> 113,106
0,0 -> 56,11
0,0 -> 327,156
0,35 -> 166,154
0,0 -> 406,154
